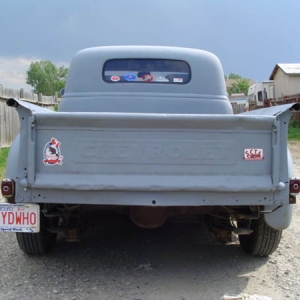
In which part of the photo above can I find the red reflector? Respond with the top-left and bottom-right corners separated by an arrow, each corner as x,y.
1,179 -> 15,198
290,179 -> 300,194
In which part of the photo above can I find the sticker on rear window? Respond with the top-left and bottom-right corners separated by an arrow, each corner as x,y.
173,78 -> 183,83
124,74 -> 136,81
243,149 -> 264,160
142,74 -> 154,82
110,75 -> 120,82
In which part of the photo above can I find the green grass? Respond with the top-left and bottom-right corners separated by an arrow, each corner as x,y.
288,118 -> 300,141
288,126 -> 300,141
0,147 -> 9,180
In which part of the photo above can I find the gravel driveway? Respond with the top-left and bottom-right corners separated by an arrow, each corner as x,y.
0,142 -> 299,300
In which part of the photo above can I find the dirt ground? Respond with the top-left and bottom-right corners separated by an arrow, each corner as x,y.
289,141 -> 300,165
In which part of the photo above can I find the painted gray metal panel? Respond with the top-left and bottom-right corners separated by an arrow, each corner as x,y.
25,190 -> 275,206
6,99 -> 298,208
241,103 -> 300,116
59,95 -> 234,114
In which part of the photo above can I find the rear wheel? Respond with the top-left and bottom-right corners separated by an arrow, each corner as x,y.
238,216 -> 282,257
16,206 -> 57,255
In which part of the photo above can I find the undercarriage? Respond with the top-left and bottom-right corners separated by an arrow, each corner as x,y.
42,204 -> 261,243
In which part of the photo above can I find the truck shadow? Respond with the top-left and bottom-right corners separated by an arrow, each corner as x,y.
38,214 -> 270,299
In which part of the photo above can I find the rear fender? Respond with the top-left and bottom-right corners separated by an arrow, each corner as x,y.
264,148 -> 294,230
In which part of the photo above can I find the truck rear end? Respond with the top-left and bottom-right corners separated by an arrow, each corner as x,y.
1,46 -> 299,257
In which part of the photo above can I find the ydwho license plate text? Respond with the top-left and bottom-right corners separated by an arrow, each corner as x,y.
0,203 -> 40,233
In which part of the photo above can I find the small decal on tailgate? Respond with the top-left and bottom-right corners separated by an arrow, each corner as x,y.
43,138 -> 64,166
243,149 -> 264,160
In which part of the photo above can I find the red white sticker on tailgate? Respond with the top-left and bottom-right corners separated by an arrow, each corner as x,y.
243,148 -> 264,160
0,203 -> 40,233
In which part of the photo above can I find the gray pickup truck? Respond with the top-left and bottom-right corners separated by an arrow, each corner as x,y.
1,46 -> 299,257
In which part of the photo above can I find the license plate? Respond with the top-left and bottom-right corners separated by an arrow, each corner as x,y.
0,203 -> 40,233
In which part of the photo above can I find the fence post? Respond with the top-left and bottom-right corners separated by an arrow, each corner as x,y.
38,93 -> 42,102
20,88 -> 24,99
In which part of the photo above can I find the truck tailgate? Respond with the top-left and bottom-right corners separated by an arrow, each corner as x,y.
30,113 -> 275,190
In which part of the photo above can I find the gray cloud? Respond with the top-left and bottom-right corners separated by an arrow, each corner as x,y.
0,0 -> 299,84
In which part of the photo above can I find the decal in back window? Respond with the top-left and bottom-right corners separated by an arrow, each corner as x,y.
103,59 -> 191,84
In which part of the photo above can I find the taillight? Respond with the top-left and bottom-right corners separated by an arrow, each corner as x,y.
1,179 -> 15,198
290,178 -> 300,194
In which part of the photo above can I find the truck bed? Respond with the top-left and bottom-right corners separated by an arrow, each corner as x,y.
8,99 -> 299,207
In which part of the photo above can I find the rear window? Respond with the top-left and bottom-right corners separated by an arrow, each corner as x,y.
103,59 -> 191,84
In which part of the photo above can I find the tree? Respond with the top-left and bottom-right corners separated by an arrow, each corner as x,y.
227,78 -> 250,96
227,73 -> 242,80
26,60 -> 68,96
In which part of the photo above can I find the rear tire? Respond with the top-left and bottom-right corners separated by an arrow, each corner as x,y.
16,206 -> 57,255
238,216 -> 282,257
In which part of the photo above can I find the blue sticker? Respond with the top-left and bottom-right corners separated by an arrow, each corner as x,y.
124,74 -> 136,81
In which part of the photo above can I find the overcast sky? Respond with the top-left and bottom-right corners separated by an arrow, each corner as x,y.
0,0 -> 299,90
